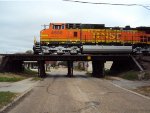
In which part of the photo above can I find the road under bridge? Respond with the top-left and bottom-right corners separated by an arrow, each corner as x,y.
0,54 -> 143,78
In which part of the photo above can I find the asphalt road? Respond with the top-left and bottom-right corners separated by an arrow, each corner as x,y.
7,68 -> 150,113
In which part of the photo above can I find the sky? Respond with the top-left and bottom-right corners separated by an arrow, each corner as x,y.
0,0 -> 150,53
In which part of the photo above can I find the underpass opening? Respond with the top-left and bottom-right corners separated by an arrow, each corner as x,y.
44,61 -> 91,78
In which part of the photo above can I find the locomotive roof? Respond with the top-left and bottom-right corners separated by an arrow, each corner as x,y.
49,23 -> 150,30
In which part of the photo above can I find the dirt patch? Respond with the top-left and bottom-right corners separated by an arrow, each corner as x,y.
133,86 -> 150,97
104,76 -> 119,81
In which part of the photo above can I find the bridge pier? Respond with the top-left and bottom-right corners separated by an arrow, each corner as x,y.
67,61 -> 73,77
92,61 -> 104,78
38,60 -> 46,78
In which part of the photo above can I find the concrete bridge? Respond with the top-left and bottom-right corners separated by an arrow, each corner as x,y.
0,54 -> 143,78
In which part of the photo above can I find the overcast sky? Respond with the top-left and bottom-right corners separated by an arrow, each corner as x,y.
0,0 -> 150,53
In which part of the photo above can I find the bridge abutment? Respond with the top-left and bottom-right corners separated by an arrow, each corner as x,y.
1,59 -> 24,73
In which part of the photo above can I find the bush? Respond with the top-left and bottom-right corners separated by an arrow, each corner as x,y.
121,71 -> 139,80
23,68 -> 37,76
144,72 -> 150,80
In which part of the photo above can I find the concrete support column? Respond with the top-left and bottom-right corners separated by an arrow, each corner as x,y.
92,61 -> 104,78
67,61 -> 73,77
38,60 -> 46,78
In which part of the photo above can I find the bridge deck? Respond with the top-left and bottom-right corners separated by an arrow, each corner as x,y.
0,54 -> 132,61
0,54 -> 141,78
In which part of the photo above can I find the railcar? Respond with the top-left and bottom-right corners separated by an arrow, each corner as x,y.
33,23 -> 150,55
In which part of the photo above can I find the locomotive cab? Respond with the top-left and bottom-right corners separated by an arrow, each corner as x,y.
39,23 -> 81,54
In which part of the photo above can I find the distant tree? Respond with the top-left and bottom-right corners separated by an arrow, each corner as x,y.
58,61 -> 67,66
0,56 -> 3,64
25,50 -> 33,54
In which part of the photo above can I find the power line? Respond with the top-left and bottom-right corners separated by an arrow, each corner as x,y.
63,0 -> 150,10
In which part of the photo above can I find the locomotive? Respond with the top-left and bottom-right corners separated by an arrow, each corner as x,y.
33,23 -> 150,55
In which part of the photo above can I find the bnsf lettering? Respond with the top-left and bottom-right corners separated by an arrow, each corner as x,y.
93,32 -> 121,40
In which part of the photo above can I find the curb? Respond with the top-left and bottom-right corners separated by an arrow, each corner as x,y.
0,86 -> 33,113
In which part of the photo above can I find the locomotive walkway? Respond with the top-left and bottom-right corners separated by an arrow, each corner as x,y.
0,54 -> 143,78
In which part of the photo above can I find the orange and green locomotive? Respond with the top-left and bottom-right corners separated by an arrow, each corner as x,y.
33,23 -> 150,54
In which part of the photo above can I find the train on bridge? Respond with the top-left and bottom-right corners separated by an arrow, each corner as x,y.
33,23 -> 150,55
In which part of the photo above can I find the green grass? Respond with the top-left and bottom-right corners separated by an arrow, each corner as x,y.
23,69 -> 37,75
144,72 -> 150,80
120,71 -> 139,80
0,91 -> 17,109
0,69 -> 38,82
0,77 -> 24,82
120,70 -> 150,80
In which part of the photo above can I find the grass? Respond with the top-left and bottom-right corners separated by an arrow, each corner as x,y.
144,72 -> 150,80
120,70 -> 139,80
0,77 -> 24,82
24,69 -> 45,81
0,69 -> 38,82
119,70 -> 150,80
0,91 -> 17,109
23,68 -> 37,77
0,72 -> 26,82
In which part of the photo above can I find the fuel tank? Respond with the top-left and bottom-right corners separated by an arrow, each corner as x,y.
82,45 -> 132,54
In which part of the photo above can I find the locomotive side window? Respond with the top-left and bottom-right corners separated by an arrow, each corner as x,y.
53,25 -> 61,29
65,23 -> 81,29
148,37 -> 150,41
144,36 -> 147,42
62,24 -> 65,29
74,32 -> 77,37
140,36 -> 144,42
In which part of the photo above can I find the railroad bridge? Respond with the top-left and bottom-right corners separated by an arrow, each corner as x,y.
0,54 -> 143,78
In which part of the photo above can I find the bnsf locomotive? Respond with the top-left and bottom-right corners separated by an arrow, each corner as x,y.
33,23 -> 150,55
